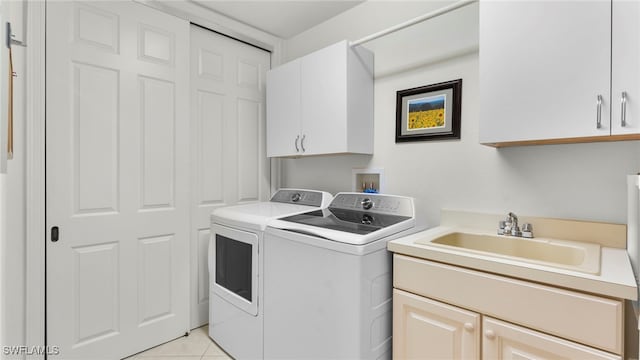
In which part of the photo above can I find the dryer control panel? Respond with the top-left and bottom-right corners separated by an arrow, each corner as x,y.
270,189 -> 332,207
329,192 -> 415,217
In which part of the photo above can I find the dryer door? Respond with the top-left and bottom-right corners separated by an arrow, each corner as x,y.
211,223 -> 259,316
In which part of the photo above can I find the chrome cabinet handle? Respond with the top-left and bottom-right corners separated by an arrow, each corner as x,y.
596,95 -> 603,129
300,134 -> 306,152
294,135 -> 300,152
621,91 -> 628,127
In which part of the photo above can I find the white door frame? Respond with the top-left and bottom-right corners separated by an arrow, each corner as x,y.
24,1 -> 283,356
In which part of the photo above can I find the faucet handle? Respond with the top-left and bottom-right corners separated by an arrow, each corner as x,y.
497,220 -> 506,235
521,223 -> 533,238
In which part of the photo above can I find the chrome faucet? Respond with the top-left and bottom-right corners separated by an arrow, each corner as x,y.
507,212 -> 520,236
498,212 -> 533,238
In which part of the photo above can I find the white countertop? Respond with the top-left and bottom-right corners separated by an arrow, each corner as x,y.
388,226 -> 638,300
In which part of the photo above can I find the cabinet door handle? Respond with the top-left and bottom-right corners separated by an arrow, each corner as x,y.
484,329 -> 496,340
294,135 -> 300,152
300,134 -> 306,153
621,91 -> 628,127
596,94 -> 603,129
463,322 -> 474,332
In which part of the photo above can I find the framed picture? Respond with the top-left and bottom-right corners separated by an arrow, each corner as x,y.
395,79 -> 462,143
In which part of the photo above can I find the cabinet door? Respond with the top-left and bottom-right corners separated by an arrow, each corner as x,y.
266,59 -> 302,157
393,289 -> 480,360
300,41 -> 347,155
479,1 -> 611,144
483,317 -> 620,360
612,0 -> 640,135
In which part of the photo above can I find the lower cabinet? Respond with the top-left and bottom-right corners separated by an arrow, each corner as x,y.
393,289 -> 480,359
483,317 -> 620,360
392,255 -> 624,359
394,289 -> 620,360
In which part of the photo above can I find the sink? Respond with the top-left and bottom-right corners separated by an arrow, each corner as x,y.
415,232 -> 601,274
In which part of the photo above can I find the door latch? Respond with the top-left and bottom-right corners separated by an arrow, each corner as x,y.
51,226 -> 59,242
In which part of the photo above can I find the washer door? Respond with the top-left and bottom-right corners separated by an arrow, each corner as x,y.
210,223 -> 259,316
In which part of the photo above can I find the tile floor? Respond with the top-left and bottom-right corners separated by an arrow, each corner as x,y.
126,325 -> 232,360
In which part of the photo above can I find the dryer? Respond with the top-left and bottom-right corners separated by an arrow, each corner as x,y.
208,189 -> 333,359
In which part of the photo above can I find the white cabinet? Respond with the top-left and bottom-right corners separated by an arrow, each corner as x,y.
393,289 -> 480,359
393,292 -> 620,360
612,0 -> 640,135
479,1 -> 640,146
483,317 -> 620,360
392,254 -> 625,359
266,40 -> 373,157
266,59 -> 302,157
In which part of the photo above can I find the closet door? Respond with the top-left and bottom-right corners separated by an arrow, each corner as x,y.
46,2 -> 190,358
189,25 -> 270,328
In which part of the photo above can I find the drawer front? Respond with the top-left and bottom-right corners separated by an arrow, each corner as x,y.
394,254 -> 623,354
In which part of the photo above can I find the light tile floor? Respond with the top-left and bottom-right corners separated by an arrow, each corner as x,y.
126,325 -> 232,360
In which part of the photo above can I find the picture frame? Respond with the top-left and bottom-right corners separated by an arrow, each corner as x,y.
395,79 -> 462,143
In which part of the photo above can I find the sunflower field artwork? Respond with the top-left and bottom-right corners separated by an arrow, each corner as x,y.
395,79 -> 461,142
407,95 -> 446,130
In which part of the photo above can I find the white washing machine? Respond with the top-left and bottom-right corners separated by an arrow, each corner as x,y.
208,189 -> 333,359
263,192 -> 416,360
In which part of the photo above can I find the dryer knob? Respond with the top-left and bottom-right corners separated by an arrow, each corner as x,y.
291,193 -> 302,202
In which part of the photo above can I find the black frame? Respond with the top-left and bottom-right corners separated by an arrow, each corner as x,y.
395,79 -> 462,143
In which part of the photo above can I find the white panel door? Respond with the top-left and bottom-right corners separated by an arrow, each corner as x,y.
189,25 -> 270,328
483,317 -> 620,360
393,289 -> 480,360
46,2 -> 190,358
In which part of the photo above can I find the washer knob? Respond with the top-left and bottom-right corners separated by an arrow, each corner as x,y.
291,193 -> 301,202
361,198 -> 373,210
361,214 -> 373,225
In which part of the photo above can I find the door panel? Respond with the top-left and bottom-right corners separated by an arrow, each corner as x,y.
612,0 -> 640,135
483,317 -> 620,360
46,2 -> 190,358
265,59 -> 301,157
300,41 -> 347,155
189,25 -> 270,328
393,289 -> 480,359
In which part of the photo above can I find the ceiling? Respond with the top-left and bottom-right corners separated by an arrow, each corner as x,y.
190,0 -> 364,39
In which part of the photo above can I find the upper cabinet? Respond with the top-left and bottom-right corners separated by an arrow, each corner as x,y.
479,0 -> 640,146
612,0 -> 640,135
266,40 -> 374,157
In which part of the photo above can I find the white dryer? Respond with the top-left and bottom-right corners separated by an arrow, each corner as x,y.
208,189 -> 333,359
263,192 -> 416,360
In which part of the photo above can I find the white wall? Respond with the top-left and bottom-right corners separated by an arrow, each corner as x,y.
279,1 -> 640,228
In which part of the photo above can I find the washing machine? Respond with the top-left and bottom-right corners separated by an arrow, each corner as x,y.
208,189 -> 333,359
263,192 -> 416,360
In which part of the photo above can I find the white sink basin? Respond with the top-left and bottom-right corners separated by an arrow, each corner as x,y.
415,232 -> 601,274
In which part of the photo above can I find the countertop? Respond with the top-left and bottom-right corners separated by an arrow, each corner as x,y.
388,224 -> 638,301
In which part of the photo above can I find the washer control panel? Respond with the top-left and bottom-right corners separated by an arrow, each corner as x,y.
329,193 -> 414,217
